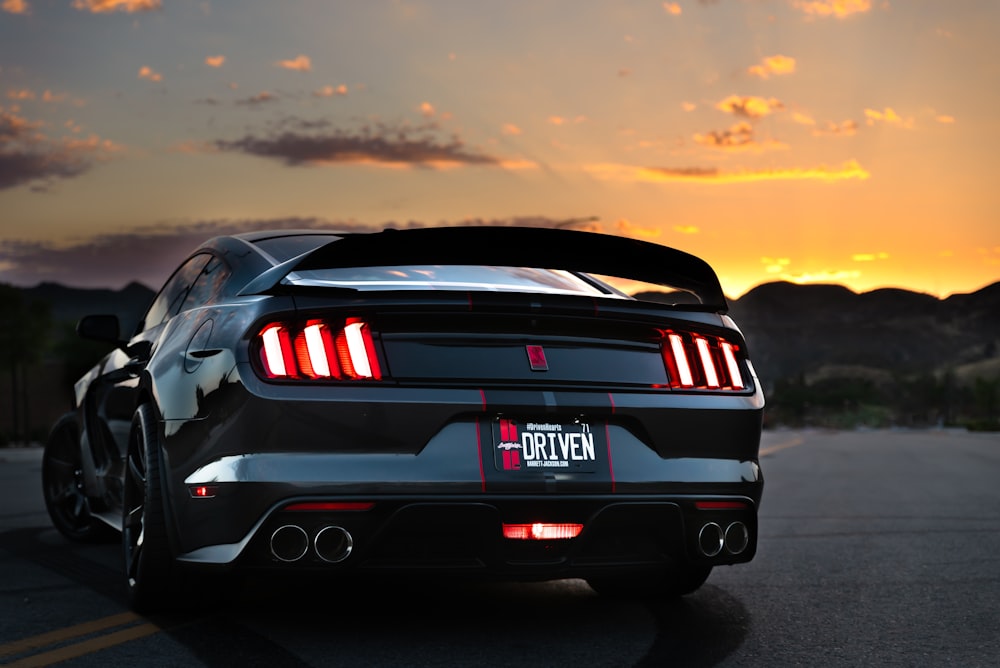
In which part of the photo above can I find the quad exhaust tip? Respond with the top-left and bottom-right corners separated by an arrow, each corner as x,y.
270,524 -> 309,562
697,521 -> 749,557
315,525 -> 353,563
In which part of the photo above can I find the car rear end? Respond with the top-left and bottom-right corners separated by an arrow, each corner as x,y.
169,228 -> 764,590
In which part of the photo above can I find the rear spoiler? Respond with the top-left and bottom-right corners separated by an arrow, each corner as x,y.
239,226 -> 729,312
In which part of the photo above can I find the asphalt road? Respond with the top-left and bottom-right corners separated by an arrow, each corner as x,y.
1,428 -> 999,667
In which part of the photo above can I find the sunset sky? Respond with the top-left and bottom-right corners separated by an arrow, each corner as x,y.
1,0 -> 998,299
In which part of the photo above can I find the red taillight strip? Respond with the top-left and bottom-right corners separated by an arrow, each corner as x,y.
257,318 -> 381,381
284,501 -> 375,512
662,329 -> 747,392
695,500 -> 749,510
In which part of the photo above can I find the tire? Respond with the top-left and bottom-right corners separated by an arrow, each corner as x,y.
587,563 -> 713,599
42,413 -> 111,542
122,403 -> 179,612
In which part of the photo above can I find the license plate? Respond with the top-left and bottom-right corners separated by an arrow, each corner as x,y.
492,418 -> 601,473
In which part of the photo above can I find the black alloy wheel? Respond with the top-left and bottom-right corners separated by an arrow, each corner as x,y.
42,413 -> 104,541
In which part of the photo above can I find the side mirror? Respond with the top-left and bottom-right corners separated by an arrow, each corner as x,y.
77,314 -> 124,347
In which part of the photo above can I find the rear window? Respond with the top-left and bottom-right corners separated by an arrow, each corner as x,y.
288,265 -> 617,296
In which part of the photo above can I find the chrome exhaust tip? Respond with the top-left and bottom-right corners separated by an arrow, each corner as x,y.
697,522 -> 724,557
314,525 -> 353,563
724,521 -> 749,555
270,524 -> 309,562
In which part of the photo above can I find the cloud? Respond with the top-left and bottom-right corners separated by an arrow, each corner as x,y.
314,84 -> 348,97
0,106 -> 120,191
934,114 -> 955,124
138,66 -> 162,82
662,2 -> 682,15
236,91 -> 277,106
419,101 -> 435,117
748,54 -> 797,79
0,216 -> 602,289
792,111 -> 816,125
812,119 -> 858,136
548,115 -> 586,126
864,107 -> 915,129
790,0 -> 872,18
501,123 -> 522,136
615,219 -> 661,239
681,101 -> 697,112
6,89 -> 35,100
213,119 -> 512,169
204,55 -> 226,68
2,0 -> 29,15
584,159 -> 870,184
72,0 -> 161,13
674,225 -> 699,234
852,252 -> 889,262
779,269 -> 862,284
275,55 -> 312,72
693,121 -> 788,152
761,257 -> 791,273
715,95 -> 784,119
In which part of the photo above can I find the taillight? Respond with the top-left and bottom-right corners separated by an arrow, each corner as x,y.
257,318 -> 383,381
661,329 -> 746,391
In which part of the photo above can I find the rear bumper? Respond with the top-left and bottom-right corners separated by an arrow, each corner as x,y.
176,495 -> 759,579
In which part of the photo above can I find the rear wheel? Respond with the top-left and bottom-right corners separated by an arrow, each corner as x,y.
42,413 -> 109,542
587,563 -> 712,599
122,403 -> 179,612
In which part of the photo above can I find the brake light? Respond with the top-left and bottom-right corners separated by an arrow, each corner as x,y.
661,330 -> 746,391
257,318 -> 382,381
503,523 -> 584,540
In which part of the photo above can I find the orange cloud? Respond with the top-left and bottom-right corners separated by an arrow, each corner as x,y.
138,66 -> 162,82
314,84 -> 348,97
674,225 -> 699,234
864,107 -> 915,129
584,159 -> 870,184
72,0 -> 160,13
548,115 -> 586,126
2,0 -> 29,15
791,0 -> 872,18
715,95 -> 784,119
792,111 -> 816,125
852,252 -> 889,262
681,101 -> 697,112
616,219 -> 662,239
748,54 -> 797,79
813,119 -> 858,136
762,257 -> 791,273
501,123 -> 522,136
935,114 -> 955,124
781,269 -> 862,284
276,55 -> 312,72
420,101 -> 435,117
6,89 -> 35,100
694,122 -> 788,153
204,55 -> 226,68
662,2 -> 682,15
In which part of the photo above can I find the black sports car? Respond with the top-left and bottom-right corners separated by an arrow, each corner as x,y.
41,225 -> 764,611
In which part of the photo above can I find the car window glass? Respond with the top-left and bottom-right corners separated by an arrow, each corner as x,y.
140,254 -> 213,332
181,256 -> 230,312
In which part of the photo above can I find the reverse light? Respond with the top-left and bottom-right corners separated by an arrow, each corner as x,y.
661,330 -> 747,392
257,318 -> 382,381
503,523 -> 584,540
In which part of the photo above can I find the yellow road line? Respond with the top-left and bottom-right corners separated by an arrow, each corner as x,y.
2,622 -> 162,668
0,612 -> 141,659
759,435 -> 805,456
